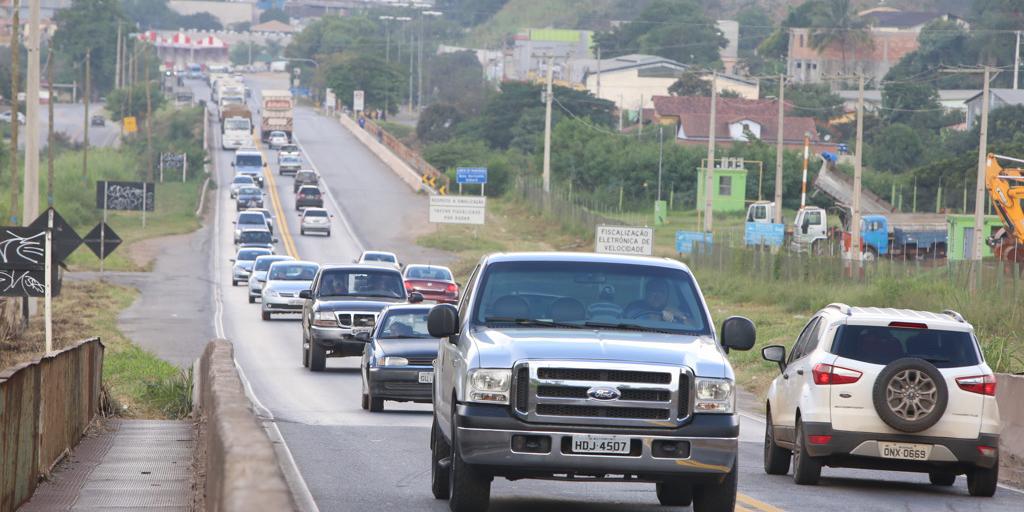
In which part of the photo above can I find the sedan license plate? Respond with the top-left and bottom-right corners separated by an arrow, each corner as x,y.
879,441 -> 932,461
571,435 -> 630,455
288,298 -> 304,305
418,372 -> 433,384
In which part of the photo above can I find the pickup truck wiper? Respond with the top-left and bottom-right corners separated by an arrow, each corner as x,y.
583,321 -> 697,335
484,317 -> 586,329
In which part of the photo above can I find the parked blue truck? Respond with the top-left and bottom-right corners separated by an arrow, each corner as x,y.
847,213 -> 948,260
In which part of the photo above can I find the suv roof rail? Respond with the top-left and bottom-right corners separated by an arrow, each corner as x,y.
943,309 -> 966,323
825,303 -> 852,315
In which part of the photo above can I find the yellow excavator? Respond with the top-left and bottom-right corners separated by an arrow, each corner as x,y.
985,154 -> 1024,268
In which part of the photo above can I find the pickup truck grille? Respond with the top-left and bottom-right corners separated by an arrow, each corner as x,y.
514,361 -> 691,428
332,312 -> 377,329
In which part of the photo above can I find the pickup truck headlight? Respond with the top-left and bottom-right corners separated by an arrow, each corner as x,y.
312,311 -> 337,328
694,377 -> 735,414
467,369 -> 511,404
381,356 -> 408,366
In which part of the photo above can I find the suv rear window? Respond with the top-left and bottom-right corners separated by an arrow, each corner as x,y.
831,325 -> 980,368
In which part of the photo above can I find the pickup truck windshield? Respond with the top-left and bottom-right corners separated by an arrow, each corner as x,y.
472,261 -> 710,335
317,269 -> 404,299
240,231 -> 272,244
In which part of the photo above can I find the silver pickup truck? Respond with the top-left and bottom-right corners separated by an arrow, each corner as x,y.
427,252 -> 756,512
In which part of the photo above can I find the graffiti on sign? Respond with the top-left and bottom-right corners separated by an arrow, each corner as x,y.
0,228 -> 45,268
96,181 -> 156,212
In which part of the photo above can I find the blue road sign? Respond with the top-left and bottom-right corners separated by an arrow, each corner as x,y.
456,167 -> 488,185
675,231 -> 713,254
744,222 -> 786,247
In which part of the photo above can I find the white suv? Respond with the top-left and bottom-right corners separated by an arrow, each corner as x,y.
760,304 -> 1000,496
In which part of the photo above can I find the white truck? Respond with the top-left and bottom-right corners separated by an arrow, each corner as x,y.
260,89 -> 293,143
222,116 -> 252,150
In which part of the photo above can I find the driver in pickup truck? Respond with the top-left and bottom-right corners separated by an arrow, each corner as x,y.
625,278 -> 688,323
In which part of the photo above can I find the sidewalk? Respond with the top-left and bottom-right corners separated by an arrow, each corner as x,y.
19,420 -> 198,511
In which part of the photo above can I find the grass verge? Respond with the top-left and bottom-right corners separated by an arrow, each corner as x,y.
0,280 -> 191,419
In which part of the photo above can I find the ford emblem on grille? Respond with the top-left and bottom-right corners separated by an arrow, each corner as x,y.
587,386 -> 621,401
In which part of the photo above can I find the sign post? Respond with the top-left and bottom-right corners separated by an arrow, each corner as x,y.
353,90 -> 365,113
44,209 -> 53,353
142,182 -> 147,228
594,226 -> 653,256
455,167 -> 488,197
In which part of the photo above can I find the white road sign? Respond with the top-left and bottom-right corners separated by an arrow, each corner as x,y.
595,225 -> 654,256
429,196 -> 486,225
353,90 -> 365,112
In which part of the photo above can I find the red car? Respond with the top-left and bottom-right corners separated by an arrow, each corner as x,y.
402,264 -> 458,304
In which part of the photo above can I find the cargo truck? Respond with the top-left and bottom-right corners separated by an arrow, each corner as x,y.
260,89 -> 293,142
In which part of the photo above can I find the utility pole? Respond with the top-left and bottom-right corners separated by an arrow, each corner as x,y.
800,134 -> 810,208
638,93 -> 643,136
115,23 -> 122,89
850,75 -> 865,262
703,71 -> 718,233
542,54 -> 554,195
83,49 -> 90,181
657,125 -> 664,201
47,47 -> 54,206
417,17 -> 423,110
973,66 -> 992,261
8,0 -> 20,224
145,54 -> 153,186
595,46 -> 601,99
1016,31 -> 1021,90
618,93 -> 623,131
774,74 -> 785,223
408,27 -> 414,112
24,0 -> 42,227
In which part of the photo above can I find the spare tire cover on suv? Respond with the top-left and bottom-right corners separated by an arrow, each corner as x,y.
871,357 -> 948,433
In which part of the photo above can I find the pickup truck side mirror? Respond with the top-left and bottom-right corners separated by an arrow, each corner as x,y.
354,331 -> 370,342
428,304 -> 459,339
229,258 -> 236,263
720,316 -> 756,353
408,292 -> 424,304
299,289 -> 312,300
762,345 -> 786,373
231,162 -> 235,167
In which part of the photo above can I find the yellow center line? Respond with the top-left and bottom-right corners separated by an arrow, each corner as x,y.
737,492 -> 787,512
735,504 -> 754,512
252,133 -> 299,258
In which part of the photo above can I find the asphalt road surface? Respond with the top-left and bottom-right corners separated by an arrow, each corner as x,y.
22,102 -> 122,148
191,76 -> 1024,512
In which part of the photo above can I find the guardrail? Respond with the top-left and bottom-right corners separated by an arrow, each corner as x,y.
336,113 -> 447,193
196,339 -> 296,512
0,338 -> 104,512
997,373 -> 1024,487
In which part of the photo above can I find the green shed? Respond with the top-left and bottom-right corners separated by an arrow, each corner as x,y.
946,214 -> 1005,260
696,167 -> 748,213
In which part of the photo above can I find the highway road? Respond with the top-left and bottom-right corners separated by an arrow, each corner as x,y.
192,76 -> 1024,512
8,102 -> 122,148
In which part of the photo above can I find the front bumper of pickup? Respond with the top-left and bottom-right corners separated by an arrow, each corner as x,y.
454,404 -> 738,478
309,325 -> 368,357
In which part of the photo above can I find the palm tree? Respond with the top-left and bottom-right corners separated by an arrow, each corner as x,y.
809,0 -> 873,75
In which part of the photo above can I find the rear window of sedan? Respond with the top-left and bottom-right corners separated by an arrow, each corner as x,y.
298,186 -> 321,196
304,209 -> 328,217
831,325 -> 981,368
238,187 -> 261,196
237,212 -> 265,224
238,249 -> 270,261
296,171 -> 317,181
406,266 -> 452,280
232,176 -> 253,184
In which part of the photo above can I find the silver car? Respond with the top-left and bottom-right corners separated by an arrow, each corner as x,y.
299,208 -> 332,236
230,247 -> 273,286
229,174 -> 256,199
268,130 -> 289,149
234,211 -> 270,243
261,261 -> 320,320
247,255 -> 294,303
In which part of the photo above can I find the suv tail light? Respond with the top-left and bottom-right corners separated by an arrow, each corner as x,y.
812,363 -> 862,385
956,374 -> 996,396
889,321 -> 928,329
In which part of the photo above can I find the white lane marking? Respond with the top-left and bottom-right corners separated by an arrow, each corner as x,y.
207,103 -> 320,512
292,128 -> 365,253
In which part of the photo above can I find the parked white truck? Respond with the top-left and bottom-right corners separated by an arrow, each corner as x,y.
260,89 -> 293,143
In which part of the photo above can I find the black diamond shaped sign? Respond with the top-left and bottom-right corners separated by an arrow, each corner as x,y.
82,223 -> 122,260
28,208 -> 82,263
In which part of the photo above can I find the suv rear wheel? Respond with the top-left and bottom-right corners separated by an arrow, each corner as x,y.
448,412 -> 490,512
764,410 -> 791,475
872,358 -> 948,433
967,459 -> 998,497
656,478 -> 692,506
691,459 -> 737,512
792,420 -> 821,485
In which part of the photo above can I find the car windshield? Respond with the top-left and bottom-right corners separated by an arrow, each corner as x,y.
271,131 -> 285,137
240,231 -> 272,244
363,253 -> 396,263
471,261 -> 710,335
269,263 -> 318,281
831,325 -> 980,368
317,269 -> 405,299
237,213 -> 264,225
281,156 -> 301,165
377,311 -> 434,339
407,266 -> 452,280
232,176 -> 253,184
304,210 -> 328,217
235,154 -> 262,167
239,187 -> 261,196
254,257 -> 288,272
237,249 -> 269,261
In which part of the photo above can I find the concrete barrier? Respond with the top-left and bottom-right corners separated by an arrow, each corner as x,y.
335,113 -> 429,193
997,373 -> 1024,487
197,340 -> 296,512
0,338 -> 104,512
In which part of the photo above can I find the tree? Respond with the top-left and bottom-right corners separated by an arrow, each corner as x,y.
105,82 -> 165,121
322,55 -> 406,114
736,5 -> 773,57
881,81 -> 941,128
785,83 -> 843,124
669,70 -> 711,96
424,51 -> 486,114
969,0 -> 1024,86
179,13 -> 222,31
594,0 -> 727,67
417,103 -> 463,144
259,8 -> 289,24
884,19 -> 977,89
809,0 -> 872,74
435,0 -> 507,27
758,0 -> 818,60
867,123 -> 923,172
52,0 -> 123,95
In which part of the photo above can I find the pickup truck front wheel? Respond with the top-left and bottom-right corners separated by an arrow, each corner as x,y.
692,459 -> 737,512
431,418 -> 451,499
309,341 -> 326,372
655,478 -> 692,506
448,412 -> 490,512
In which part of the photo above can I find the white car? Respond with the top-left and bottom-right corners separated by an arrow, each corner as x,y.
247,255 -> 293,303
261,260 -> 320,320
278,144 -> 300,161
229,175 -> 256,199
299,207 -> 332,236
0,111 -> 25,125
268,130 -> 289,149
761,304 -> 1000,496
354,250 -> 400,269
